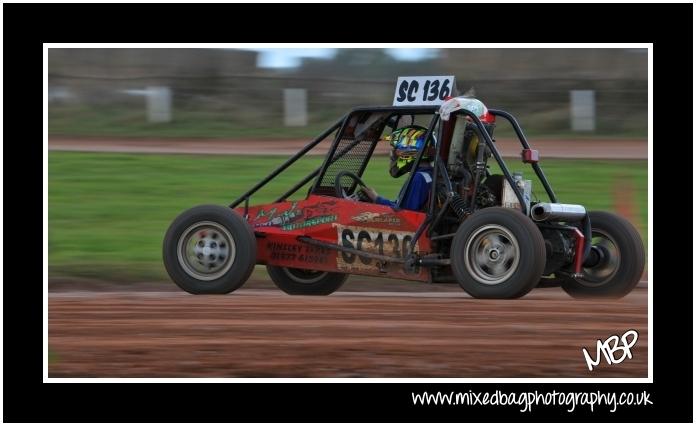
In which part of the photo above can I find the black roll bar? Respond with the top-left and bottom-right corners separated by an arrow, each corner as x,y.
231,106 -> 557,237
228,117 -> 344,208
488,109 -> 558,203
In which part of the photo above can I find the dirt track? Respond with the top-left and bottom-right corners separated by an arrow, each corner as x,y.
47,137 -> 648,378
48,280 -> 648,378
48,137 -> 648,159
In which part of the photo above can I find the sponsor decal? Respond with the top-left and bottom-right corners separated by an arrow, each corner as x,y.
351,212 -> 401,226
253,202 -> 303,228
266,241 -> 330,263
301,200 -> 338,219
281,214 -> 337,231
334,224 -> 417,272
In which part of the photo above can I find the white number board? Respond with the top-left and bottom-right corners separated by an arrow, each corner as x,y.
392,76 -> 456,106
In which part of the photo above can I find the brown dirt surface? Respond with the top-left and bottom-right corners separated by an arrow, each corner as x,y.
48,137 -> 648,159
48,280 -> 648,378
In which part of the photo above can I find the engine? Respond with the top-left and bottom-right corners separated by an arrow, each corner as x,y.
448,122 -> 503,212
540,228 -> 575,275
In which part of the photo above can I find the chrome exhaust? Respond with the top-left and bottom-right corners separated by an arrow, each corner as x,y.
531,203 -> 586,222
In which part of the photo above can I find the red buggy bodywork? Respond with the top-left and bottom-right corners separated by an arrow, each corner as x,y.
236,195 -> 432,281
164,98 -> 645,299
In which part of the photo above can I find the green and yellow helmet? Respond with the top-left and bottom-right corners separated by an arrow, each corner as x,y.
383,125 -> 436,178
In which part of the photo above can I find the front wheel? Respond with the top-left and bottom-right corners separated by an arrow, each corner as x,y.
561,211 -> 645,299
450,207 -> 546,299
163,205 -> 257,294
266,266 -> 348,295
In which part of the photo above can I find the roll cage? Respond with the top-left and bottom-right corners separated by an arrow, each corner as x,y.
229,106 -> 559,249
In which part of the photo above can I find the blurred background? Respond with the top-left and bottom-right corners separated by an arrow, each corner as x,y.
49,48 -> 648,139
48,47 -> 648,282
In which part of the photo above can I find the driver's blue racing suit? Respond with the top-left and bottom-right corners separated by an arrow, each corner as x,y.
375,166 -> 433,211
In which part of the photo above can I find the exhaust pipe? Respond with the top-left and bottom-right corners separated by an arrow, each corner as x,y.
531,203 -> 586,222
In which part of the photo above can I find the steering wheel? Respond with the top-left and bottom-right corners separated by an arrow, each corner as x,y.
334,171 -> 371,202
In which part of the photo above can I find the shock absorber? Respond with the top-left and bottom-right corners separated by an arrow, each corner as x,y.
449,192 -> 468,221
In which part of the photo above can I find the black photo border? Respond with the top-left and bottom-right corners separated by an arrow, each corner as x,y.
4,2 -> 692,423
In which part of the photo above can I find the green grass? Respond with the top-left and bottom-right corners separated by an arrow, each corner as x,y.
48,151 -> 648,281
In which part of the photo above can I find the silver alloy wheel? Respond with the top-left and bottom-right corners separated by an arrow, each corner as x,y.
464,224 -> 520,285
577,229 -> 620,287
282,268 -> 329,284
177,221 -> 236,281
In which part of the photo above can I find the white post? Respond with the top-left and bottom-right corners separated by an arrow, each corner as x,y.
283,88 -> 307,127
146,86 -> 172,123
570,90 -> 596,132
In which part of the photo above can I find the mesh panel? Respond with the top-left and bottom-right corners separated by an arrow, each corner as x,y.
313,134 -> 379,196
312,110 -> 390,196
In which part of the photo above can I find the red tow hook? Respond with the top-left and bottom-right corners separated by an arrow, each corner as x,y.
572,227 -> 585,276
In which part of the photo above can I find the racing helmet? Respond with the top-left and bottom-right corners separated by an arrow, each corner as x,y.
383,125 -> 436,178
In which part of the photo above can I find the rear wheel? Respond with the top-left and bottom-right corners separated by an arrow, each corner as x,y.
561,211 -> 645,299
266,266 -> 348,295
163,205 -> 256,294
450,207 -> 546,299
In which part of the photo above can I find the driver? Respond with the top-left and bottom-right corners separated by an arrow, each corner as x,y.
362,125 -> 434,211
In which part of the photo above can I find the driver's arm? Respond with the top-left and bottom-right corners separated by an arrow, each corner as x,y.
374,195 -> 397,207
362,187 -> 397,207
376,172 -> 428,210
361,186 -> 378,201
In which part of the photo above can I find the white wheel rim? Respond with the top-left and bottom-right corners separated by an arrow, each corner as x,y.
177,221 -> 237,281
464,224 -> 520,285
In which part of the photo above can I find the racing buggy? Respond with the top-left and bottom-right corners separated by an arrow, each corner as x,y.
163,78 -> 645,299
